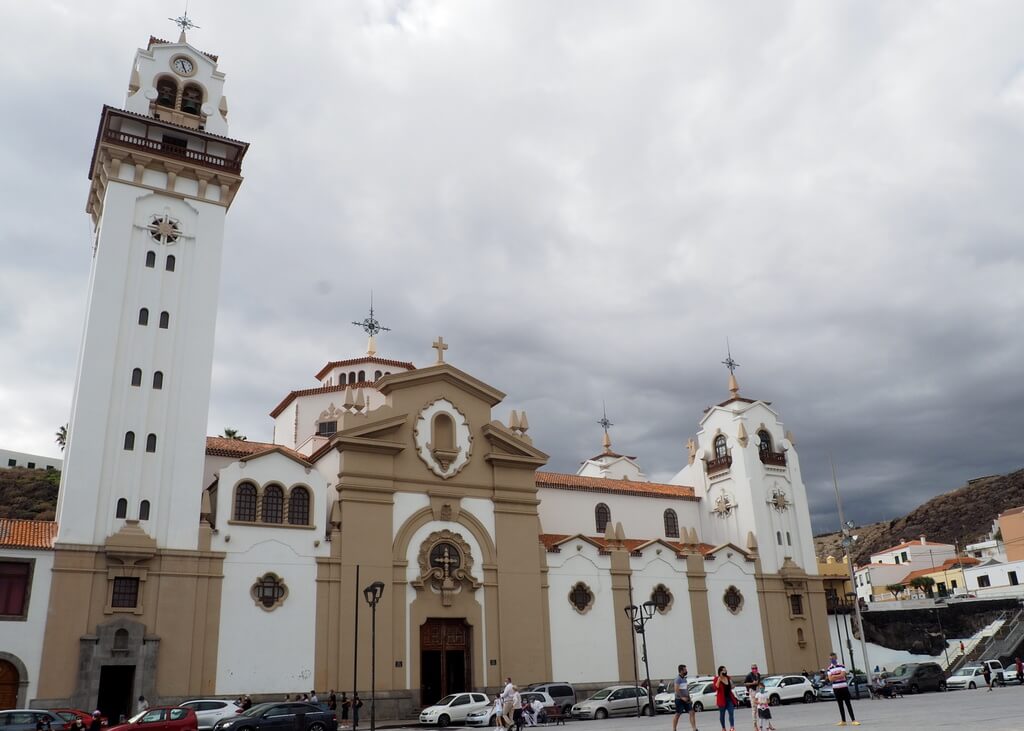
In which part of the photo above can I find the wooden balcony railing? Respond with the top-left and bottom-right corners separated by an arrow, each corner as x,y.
104,128 -> 242,173
759,450 -> 788,467
706,455 -> 732,475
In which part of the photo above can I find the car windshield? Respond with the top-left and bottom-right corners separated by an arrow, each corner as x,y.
587,690 -> 612,700
891,665 -> 915,678
763,677 -> 782,688
952,668 -> 978,677
127,712 -> 149,724
435,695 -> 458,707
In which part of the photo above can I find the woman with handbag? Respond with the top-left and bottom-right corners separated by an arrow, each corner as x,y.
714,666 -> 740,731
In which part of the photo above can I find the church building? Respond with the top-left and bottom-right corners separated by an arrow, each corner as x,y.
0,27 -> 830,720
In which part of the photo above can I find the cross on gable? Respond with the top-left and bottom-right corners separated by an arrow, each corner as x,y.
432,336 -> 449,364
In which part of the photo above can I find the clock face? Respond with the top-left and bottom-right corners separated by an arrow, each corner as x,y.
172,57 -> 194,75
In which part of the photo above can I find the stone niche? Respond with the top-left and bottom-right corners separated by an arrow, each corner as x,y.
73,618 -> 160,713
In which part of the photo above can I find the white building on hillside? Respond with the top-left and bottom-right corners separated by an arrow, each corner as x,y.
0,450 -> 62,472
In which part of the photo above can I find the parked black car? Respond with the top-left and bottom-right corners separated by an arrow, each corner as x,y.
886,662 -> 946,694
211,704 -> 334,731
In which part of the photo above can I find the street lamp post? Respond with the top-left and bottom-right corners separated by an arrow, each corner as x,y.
934,606 -> 950,668
828,596 -> 846,667
625,601 -> 657,716
362,581 -> 385,731
832,459 -> 873,684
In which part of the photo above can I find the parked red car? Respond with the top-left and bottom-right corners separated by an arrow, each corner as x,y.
51,710 -> 107,728
107,708 -> 198,731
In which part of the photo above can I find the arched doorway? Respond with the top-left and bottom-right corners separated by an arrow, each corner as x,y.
0,659 -> 19,710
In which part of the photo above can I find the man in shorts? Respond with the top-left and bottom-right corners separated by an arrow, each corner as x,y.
672,664 -> 696,731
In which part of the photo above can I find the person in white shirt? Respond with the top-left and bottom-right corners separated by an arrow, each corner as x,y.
528,699 -> 545,726
501,678 -> 515,728
753,683 -> 775,731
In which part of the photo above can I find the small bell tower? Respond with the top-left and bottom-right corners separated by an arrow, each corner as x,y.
57,17 -> 249,550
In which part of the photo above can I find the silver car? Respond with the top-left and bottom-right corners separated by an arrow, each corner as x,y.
571,685 -> 649,720
179,700 -> 242,730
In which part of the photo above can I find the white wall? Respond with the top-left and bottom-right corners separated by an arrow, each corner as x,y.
0,450 -> 62,471
965,560 -> 1024,592
628,552 -> 695,683
704,552 -> 766,675
537,488 -> 701,542
1,548 -> 53,702
547,544 -> 619,683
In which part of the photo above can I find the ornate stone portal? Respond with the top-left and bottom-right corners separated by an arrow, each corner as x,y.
413,530 -> 482,607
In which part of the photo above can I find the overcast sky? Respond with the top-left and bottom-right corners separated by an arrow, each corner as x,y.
2,1 -> 1023,533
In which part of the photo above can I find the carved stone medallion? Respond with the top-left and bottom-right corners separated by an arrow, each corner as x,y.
723,585 -> 744,614
413,529 -> 481,607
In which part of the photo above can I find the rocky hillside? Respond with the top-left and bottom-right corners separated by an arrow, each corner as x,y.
815,468 -> 1024,564
0,467 -> 60,520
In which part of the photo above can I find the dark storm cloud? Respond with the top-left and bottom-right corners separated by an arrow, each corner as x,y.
3,2 -> 1024,534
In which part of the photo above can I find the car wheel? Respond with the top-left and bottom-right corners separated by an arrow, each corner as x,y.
769,695 -> 781,707
909,684 -> 919,694
437,715 -> 450,728
968,682 -> 976,690
692,702 -> 703,713
640,705 -> 650,717
595,709 -> 608,720
803,691 -> 814,703
307,723 -> 325,731
939,681 -> 947,692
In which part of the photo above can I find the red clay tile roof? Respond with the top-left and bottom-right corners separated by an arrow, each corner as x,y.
205,437 -> 306,462
535,472 -> 697,500
0,518 -> 57,549
900,557 -> 980,584
314,357 -> 415,381
540,533 -> 713,556
269,381 -> 375,418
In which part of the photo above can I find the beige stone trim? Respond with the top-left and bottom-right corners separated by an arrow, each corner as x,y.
685,553 -> 715,675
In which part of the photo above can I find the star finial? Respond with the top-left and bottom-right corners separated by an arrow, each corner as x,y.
722,338 -> 740,398
352,291 -> 390,355
169,5 -> 200,42
597,402 -> 614,454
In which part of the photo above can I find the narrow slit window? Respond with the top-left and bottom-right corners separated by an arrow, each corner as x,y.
138,308 -> 149,326
165,254 -> 176,272
139,500 -> 151,521
152,371 -> 163,389
145,251 -> 156,268
123,431 -> 135,450
115,498 -> 128,519
159,311 -> 169,329
131,368 -> 142,387
146,433 -> 157,453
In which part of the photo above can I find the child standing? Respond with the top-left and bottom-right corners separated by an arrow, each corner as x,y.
753,683 -> 776,731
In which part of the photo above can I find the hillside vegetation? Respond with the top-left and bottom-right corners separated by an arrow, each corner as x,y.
0,467 -> 60,520
815,468 -> 1024,564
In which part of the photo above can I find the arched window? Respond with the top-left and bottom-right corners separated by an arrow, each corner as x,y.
431,413 -> 456,451
181,83 -> 203,115
358,370 -> 366,382
758,430 -> 773,453
156,77 -> 178,107
287,486 -> 310,526
374,370 -> 382,380
131,368 -> 143,387
595,503 -> 611,533
138,308 -> 149,326
152,371 -> 163,389
234,482 -> 257,522
139,500 -> 151,521
776,531 -> 783,545
123,431 -> 135,450
262,485 -> 284,524
786,531 -> 792,546
714,434 -> 728,459
159,311 -> 169,329
339,373 -> 347,385
145,251 -> 156,268
165,255 -> 176,272
348,371 -> 356,383
663,509 -> 679,538
145,434 -> 157,453
115,498 -> 128,519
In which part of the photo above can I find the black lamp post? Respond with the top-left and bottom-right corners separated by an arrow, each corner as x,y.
362,581 -> 385,731
625,601 -> 657,715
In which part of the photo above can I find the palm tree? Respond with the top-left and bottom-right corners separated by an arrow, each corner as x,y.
909,576 -> 936,598
55,424 -> 68,451
886,583 -> 906,601
222,428 -> 247,441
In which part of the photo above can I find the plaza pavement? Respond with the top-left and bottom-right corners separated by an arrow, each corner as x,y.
383,684 -> 1024,730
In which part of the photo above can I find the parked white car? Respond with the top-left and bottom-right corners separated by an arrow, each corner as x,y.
419,692 -> 490,727
946,666 -> 987,690
571,685 -> 650,719
761,675 -> 817,705
466,691 -> 556,727
179,700 -> 242,730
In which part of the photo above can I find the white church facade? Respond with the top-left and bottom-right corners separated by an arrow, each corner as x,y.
0,29 -> 830,720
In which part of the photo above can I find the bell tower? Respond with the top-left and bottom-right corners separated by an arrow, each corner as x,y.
56,23 -> 248,550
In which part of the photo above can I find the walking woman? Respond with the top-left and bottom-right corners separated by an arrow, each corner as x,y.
714,666 -> 740,731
